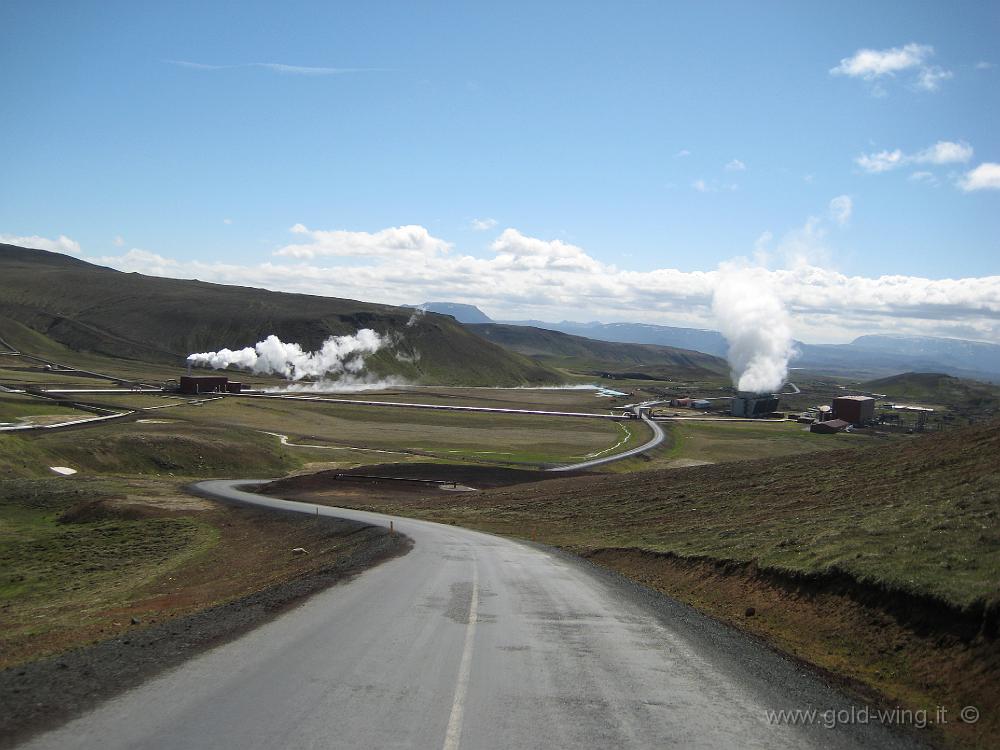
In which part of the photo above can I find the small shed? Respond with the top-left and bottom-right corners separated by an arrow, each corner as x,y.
810,418 -> 850,434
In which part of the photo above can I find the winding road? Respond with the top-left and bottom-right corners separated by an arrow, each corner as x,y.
19,481 -> 917,750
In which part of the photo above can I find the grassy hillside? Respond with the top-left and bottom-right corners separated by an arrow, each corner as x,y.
466,322 -> 728,377
0,244 -> 558,387
864,372 -> 1000,413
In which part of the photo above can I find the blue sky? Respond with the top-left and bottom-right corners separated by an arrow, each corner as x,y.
1,1 -> 998,342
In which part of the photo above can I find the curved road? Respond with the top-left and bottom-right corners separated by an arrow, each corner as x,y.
21,482 -> 917,750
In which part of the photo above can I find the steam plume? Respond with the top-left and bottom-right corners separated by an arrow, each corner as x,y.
187,329 -> 387,380
711,266 -> 795,393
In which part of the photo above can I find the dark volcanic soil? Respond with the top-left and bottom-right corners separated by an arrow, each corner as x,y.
0,513 -> 410,749
263,462 -> 587,496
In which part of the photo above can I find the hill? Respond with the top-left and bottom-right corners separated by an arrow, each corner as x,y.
407,302 -> 492,324
466,322 -> 728,378
863,372 -> 1000,415
0,244 -> 558,386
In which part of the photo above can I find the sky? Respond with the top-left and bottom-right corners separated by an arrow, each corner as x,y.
1,1 -> 998,344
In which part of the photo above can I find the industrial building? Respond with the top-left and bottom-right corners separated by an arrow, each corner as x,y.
831,395 -> 875,426
178,375 -> 242,395
731,392 -> 780,417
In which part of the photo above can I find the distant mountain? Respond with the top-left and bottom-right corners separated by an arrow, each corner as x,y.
466,323 -> 728,378
791,339 -> 1000,382
0,244 -> 558,386
407,302 -> 493,324
498,319 -> 729,357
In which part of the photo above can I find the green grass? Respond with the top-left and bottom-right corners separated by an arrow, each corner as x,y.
0,421 -> 308,478
0,478 -> 216,646
171,396 -> 634,467
0,393 -> 88,422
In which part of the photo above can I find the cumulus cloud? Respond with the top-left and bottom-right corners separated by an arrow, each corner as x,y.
831,43 -> 951,93
58,217 -> 999,344
828,195 -> 852,226
0,233 -> 82,255
725,159 -> 746,172
958,163 -> 1000,192
916,66 -> 953,91
856,140 -> 973,175
275,223 -> 452,259
113,235 -> 126,247
470,217 -> 497,231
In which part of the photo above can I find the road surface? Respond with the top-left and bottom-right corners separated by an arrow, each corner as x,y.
19,480 -> 916,750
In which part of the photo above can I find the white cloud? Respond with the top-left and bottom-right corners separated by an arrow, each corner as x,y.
692,179 -> 709,192
223,218 -> 233,225
828,195 -> 852,226
909,171 -> 938,186
674,149 -> 691,158
0,233 -> 81,255
958,163 -> 1000,192
915,66 -> 953,91
856,141 -> 973,174
725,159 -> 746,172
59,218 -> 999,344
114,235 -> 126,247
830,43 -> 950,93
975,61 -> 995,70
275,223 -> 452,260
470,217 -> 497,231
855,149 -> 905,173
166,60 -> 382,76
831,43 -> 932,79
914,140 -> 973,165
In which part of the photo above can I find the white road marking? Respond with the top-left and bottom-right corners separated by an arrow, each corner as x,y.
442,562 -> 479,750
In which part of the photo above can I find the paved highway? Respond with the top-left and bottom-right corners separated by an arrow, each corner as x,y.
20,481 -> 916,750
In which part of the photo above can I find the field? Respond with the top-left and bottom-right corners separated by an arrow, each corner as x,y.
0,393 -> 90,426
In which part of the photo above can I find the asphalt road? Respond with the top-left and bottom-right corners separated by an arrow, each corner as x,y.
20,482 -> 919,750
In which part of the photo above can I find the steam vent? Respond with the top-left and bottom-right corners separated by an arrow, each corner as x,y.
731,391 -> 780,418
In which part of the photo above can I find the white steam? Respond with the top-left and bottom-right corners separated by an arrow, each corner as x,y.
711,265 -> 795,394
187,329 -> 387,381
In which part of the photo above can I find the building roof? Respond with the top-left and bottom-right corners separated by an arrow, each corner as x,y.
833,395 -> 875,402
820,419 -> 851,428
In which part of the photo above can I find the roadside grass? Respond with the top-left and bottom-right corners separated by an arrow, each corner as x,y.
0,476 -> 401,672
0,478 -> 214,667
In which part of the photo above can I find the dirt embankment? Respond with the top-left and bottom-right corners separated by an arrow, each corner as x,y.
0,495 -> 410,749
583,549 -> 998,750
